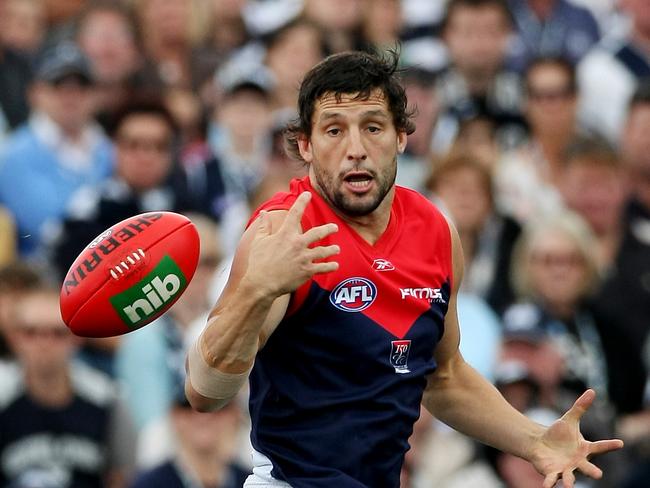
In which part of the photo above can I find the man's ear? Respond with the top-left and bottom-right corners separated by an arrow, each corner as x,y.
297,135 -> 313,163
397,131 -> 407,154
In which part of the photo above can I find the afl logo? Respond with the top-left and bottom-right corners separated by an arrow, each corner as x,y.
330,277 -> 377,312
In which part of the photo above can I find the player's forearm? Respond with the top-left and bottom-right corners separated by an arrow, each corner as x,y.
422,354 -> 545,461
201,276 -> 277,373
185,278 -> 277,412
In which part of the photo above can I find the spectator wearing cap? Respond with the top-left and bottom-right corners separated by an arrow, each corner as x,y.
0,41 -> 113,258
186,62 -> 277,256
498,298 -> 629,487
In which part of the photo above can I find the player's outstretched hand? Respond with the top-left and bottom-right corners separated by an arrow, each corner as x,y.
528,389 -> 624,488
246,192 -> 340,297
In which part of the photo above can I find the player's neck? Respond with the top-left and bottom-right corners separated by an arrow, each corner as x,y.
335,189 -> 395,246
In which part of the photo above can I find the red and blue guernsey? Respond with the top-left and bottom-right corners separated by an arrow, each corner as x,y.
247,176 -> 452,488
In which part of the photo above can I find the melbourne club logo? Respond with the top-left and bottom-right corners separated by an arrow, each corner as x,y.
372,258 -> 395,271
329,277 -> 377,312
390,340 -> 411,374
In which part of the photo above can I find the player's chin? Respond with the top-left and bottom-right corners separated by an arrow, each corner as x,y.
339,193 -> 382,217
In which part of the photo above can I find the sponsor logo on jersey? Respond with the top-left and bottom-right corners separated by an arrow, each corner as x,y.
400,287 -> 446,303
329,277 -> 377,312
109,255 -> 186,327
372,258 -> 395,271
390,340 -> 411,374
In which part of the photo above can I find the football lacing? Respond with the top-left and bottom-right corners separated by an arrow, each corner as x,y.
109,249 -> 146,280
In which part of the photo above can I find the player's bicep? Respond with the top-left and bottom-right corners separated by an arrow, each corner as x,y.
430,218 -> 465,382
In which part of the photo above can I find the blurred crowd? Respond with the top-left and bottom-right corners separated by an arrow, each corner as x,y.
0,0 -> 649,487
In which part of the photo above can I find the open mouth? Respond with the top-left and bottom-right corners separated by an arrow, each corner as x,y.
343,172 -> 374,192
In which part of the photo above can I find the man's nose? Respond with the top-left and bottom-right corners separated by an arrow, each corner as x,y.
346,128 -> 367,161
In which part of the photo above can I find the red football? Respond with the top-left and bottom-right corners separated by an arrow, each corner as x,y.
59,211 -> 200,337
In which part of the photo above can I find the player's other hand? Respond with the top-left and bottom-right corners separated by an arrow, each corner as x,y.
528,389 -> 624,488
246,192 -> 340,296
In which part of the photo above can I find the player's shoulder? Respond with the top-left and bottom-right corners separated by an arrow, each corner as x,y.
395,185 -> 449,224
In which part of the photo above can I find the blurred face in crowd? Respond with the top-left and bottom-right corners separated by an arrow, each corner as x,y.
0,0 -> 46,54
77,8 -> 140,84
139,0 -> 192,45
304,0 -> 362,32
561,158 -> 627,236
622,103 -> 650,209
432,165 -> 492,234
115,113 -> 174,192
172,400 -> 240,460
266,23 -> 324,95
361,0 -> 402,46
526,229 -> 589,312
216,87 -> 273,152
7,290 -> 79,374
402,77 -> 439,157
443,3 -> 511,79
31,75 -> 96,137
525,62 -> 577,137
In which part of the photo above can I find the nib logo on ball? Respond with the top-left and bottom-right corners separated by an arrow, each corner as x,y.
109,255 -> 186,327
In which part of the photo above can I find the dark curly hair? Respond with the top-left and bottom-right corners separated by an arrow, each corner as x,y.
284,49 -> 415,162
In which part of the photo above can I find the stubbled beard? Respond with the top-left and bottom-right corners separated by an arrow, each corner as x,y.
312,158 -> 397,217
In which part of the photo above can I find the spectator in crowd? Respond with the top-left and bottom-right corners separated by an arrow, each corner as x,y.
396,66 -> 440,191
505,0 -> 600,72
199,0 -> 251,64
498,299 -> 627,487
559,135 -> 628,269
0,25 -> 34,140
449,114 -> 501,170
128,388 -> 248,488
428,154 -> 520,315
0,282 -> 136,488
0,41 -> 113,258
47,94 -> 189,280
0,0 -> 47,60
262,18 -> 329,113
203,63 -> 277,253
0,262 -> 41,359
577,0 -> 650,143
434,0 -> 526,155
496,57 -> 581,222
507,212 -> 610,398
357,0 -> 403,52
75,1 -> 144,130
590,82 -> 650,416
302,0 -> 363,53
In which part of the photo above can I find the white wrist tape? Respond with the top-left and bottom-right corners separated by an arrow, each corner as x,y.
187,335 -> 251,400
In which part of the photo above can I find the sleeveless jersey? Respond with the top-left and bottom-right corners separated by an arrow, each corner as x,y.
247,177 -> 452,488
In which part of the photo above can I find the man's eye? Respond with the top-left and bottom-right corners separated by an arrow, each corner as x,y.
327,128 -> 341,136
367,126 -> 381,133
